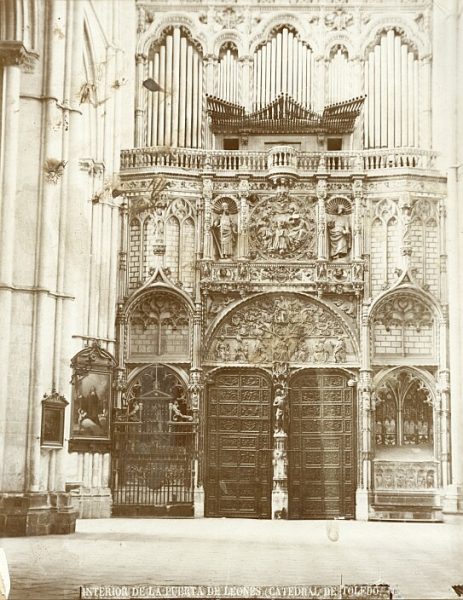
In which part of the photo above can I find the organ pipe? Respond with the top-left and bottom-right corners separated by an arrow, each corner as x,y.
252,27 -> 313,110
178,36 -> 187,147
145,27 -> 203,148
327,46 -> 352,104
152,52 -> 159,146
394,35 -> 401,147
364,30 -> 421,149
387,29 -> 395,147
171,27 -> 181,147
164,33 -> 173,146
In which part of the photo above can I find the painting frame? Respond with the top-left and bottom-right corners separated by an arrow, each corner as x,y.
68,341 -> 116,453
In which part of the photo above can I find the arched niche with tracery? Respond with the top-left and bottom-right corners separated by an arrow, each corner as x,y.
364,28 -> 422,149
373,369 -> 434,453
142,26 -> 204,148
409,199 -> 439,296
128,197 -> 196,292
252,25 -> 314,111
371,292 -> 436,361
126,290 -> 192,362
370,198 -> 400,295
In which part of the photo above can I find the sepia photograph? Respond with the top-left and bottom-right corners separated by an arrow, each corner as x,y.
0,0 -> 462,598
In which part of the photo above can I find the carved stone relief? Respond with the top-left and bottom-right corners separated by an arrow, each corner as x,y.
374,461 -> 438,490
248,192 -> 316,260
206,293 -> 355,365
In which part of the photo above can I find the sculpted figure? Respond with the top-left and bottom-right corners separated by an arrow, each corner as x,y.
153,206 -> 165,244
212,202 -> 237,259
273,388 -> 287,433
328,205 -> 351,259
333,338 -> 347,363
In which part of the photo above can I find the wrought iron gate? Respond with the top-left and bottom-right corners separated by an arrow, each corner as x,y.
112,366 -> 195,517
205,370 -> 272,518
289,370 -> 355,519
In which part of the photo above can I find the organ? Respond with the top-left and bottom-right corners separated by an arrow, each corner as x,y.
135,24 -> 431,152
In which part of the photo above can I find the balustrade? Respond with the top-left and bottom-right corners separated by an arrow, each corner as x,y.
120,146 -> 437,174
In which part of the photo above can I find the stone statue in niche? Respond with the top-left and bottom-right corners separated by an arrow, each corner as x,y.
153,205 -> 165,245
211,199 -> 238,259
273,388 -> 287,434
326,198 -> 352,260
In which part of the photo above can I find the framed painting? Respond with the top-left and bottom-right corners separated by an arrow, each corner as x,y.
68,341 -> 116,452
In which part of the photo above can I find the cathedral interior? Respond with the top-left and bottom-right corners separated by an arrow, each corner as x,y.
0,0 -> 463,535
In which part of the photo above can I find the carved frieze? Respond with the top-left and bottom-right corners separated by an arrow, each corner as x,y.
248,192 -> 316,260
205,293 -> 355,365
200,260 -> 363,294
374,461 -> 438,490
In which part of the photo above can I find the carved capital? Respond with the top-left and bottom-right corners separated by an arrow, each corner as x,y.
0,41 -> 38,72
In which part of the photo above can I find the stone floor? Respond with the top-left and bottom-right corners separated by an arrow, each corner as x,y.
1,518 -> 462,600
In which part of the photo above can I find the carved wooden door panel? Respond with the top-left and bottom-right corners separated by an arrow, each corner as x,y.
289,370 -> 355,519
206,370 -> 272,518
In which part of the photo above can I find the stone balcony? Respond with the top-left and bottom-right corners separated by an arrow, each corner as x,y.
120,145 -> 438,177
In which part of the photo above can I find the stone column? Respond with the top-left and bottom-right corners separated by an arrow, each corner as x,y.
356,303 -> 373,520
316,177 -> 328,261
437,369 -> 451,489
118,199 -> 129,301
0,54 -> 22,489
238,178 -> 250,259
202,177 -> 214,260
352,177 -> 364,261
271,363 -> 289,519
399,194 -> 412,273
191,305 -> 204,517
444,0 -> 463,514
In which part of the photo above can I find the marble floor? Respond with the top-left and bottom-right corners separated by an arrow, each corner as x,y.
1,518 -> 462,600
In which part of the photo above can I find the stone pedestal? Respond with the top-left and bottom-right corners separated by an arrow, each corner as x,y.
355,488 -> 370,521
0,492 -> 77,536
194,486 -> 205,518
443,484 -> 463,516
272,432 -> 288,519
67,484 -> 112,519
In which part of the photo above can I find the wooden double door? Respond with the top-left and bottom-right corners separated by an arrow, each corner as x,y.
288,370 -> 356,519
205,368 -> 355,519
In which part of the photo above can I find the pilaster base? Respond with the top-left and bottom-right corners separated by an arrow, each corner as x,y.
66,484 -> 112,519
0,492 -> 77,536
442,484 -> 463,516
355,488 -> 370,521
194,486 -> 205,518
